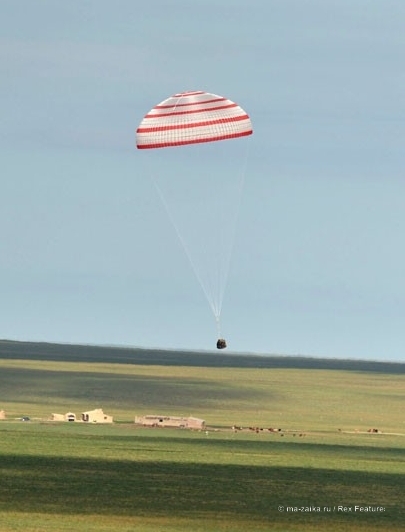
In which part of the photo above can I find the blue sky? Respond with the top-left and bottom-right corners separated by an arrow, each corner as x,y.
1,0 -> 405,360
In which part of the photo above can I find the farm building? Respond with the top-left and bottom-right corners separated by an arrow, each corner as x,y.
134,415 -> 205,429
50,412 -> 77,422
0,410 -> 6,420
50,413 -> 64,422
81,408 -> 113,423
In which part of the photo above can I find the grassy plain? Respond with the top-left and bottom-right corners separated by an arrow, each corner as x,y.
0,340 -> 404,531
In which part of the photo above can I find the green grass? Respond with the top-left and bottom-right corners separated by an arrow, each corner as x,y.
1,359 -> 404,432
0,340 -> 404,531
0,424 -> 404,531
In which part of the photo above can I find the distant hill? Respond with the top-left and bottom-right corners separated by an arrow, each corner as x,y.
0,339 -> 404,373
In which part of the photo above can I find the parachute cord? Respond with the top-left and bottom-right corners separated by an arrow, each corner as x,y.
144,136 -> 251,341
215,315 -> 221,339
149,171 -> 219,319
213,136 -> 251,318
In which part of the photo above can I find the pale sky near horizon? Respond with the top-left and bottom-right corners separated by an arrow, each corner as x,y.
1,1 -> 405,361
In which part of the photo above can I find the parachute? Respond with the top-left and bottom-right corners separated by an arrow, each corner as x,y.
136,91 -> 253,349
136,90 -> 252,149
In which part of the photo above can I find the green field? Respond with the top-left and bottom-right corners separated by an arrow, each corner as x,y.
0,340 -> 404,531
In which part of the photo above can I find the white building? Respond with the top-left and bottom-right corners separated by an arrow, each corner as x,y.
50,412 -> 76,422
81,408 -> 113,423
134,415 -> 205,430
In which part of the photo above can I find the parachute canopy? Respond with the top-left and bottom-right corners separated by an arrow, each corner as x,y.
136,90 -> 253,149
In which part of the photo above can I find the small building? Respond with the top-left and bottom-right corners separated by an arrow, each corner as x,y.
187,416 -> 206,429
81,408 -> 113,423
50,412 -> 77,422
0,410 -> 6,420
50,413 -> 65,422
134,415 -> 205,430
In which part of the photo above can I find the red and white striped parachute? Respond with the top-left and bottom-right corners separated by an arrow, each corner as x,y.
136,90 -> 253,149
136,91 -> 253,348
